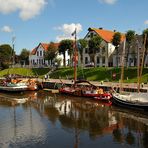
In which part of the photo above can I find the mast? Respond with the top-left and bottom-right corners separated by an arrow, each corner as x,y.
137,34 -> 147,92
120,38 -> 126,93
73,28 -> 77,83
137,38 -> 140,93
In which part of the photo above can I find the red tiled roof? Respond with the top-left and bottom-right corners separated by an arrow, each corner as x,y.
89,28 -> 125,43
30,42 -> 59,55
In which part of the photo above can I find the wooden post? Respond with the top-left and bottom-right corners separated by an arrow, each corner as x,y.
120,38 -> 126,93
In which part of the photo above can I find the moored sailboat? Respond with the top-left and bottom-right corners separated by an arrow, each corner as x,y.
112,34 -> 148,111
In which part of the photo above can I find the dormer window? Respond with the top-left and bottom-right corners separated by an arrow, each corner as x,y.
90,32 -> 93,38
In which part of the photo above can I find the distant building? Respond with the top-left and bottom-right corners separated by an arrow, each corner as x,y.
29,42 -> 70,68
29,29 -> 147,68
116,34 -> 148,67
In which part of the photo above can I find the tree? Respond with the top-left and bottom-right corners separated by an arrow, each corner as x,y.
44,42 -> 58,65
142,28 -> 148,67
0,44 -> 13,69
88,36 -> 102,67
126,30 -> 135,67
77,39 -> 87,66
58,39 -> 73,67
19,48 -> 30,65
112,32 -> 122,67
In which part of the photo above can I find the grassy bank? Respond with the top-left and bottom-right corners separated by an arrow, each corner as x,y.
0,68 -> 50,78
49,67 -> 148,83
0,67 -> 148,83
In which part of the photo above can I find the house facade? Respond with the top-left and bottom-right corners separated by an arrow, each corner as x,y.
113,35 -> 148,67
29,29 -> 148,68
29,42 -> 70,68
84,28 -> 125,67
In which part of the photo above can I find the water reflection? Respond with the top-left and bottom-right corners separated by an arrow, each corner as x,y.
0,91 -> 148,148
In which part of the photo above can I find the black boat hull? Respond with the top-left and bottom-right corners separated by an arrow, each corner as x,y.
112,94 -> 148,111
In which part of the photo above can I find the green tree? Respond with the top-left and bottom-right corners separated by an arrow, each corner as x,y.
0,44 -> 13,69
142,28 -> 148,67
19,48 -> 30,65
112,32 -> 122,67
58,39 -> 73,67
126,30 -> 135,67
78,39 -> 88,66
88,36 -> 102,67
44,42 -> 58,65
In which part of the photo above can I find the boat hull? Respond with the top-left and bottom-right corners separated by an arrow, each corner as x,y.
59,87 -> 112,103
0,85 -> 28,92
112,93 -> 148,111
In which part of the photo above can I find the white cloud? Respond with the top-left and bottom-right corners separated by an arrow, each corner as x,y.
98,0 -> 117,5
144,20 -> 148,25
1,25 -> 13,33
0,0 -> 47,20
54,23 -> 83,42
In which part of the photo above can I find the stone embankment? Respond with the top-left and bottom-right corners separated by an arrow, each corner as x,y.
42,78 -> 148,92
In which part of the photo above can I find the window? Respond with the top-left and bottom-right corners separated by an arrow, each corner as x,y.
42,59 -> 44,64
96,48 -> 100,53
40,51 -> 42,56
37,51 -> 39,56
85,48 -> 88,54
97,57 -> 100,64
102,57 -> 105,64
39,59 -> 41,64
85,57 -> 88,64
102,47 -> 105,54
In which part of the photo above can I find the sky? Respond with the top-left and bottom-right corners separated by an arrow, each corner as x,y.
0,0 -> 148,54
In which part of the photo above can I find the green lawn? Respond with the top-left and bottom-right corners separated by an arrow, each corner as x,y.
0,67 -> 148,83
49,67 -> 148,83
0,68 -> 50,78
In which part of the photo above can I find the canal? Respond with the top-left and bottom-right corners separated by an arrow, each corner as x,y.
0,90 -> 148,148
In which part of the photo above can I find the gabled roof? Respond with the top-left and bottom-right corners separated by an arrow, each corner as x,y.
88,28 -> 125,43
30,42 -> 59,55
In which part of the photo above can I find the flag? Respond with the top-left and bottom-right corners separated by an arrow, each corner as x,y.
71,28 -> 76,36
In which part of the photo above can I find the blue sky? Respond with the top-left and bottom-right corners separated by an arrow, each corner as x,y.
0,0 -> 148,54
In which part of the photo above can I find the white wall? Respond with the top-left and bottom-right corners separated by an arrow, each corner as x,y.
56,50 -> 70,67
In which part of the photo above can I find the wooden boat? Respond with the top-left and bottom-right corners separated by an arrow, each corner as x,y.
0,81 -> 28,92
59,80 -> 112,101
0,78 -> 38,92
112,34 -> 148,111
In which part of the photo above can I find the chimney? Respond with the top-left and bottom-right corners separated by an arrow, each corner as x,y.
113,30 -> 116,32
99,27 -> 103,30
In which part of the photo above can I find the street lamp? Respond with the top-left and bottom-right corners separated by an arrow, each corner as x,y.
12,35 -> 16,67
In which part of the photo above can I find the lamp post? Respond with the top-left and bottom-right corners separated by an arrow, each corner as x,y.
12,36 -> 16,67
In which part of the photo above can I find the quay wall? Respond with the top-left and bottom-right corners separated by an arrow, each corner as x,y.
42,79 -> 148,93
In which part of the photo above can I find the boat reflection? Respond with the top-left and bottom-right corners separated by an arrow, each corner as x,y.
111,106 -> 148,147
0,91 -> 37,106
31,92 -> 116,137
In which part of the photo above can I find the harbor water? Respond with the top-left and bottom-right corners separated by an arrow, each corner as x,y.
0,90 -> 148,148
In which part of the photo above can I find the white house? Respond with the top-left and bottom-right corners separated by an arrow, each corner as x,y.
29,42 -> 70,67
84,27 -> 125,67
